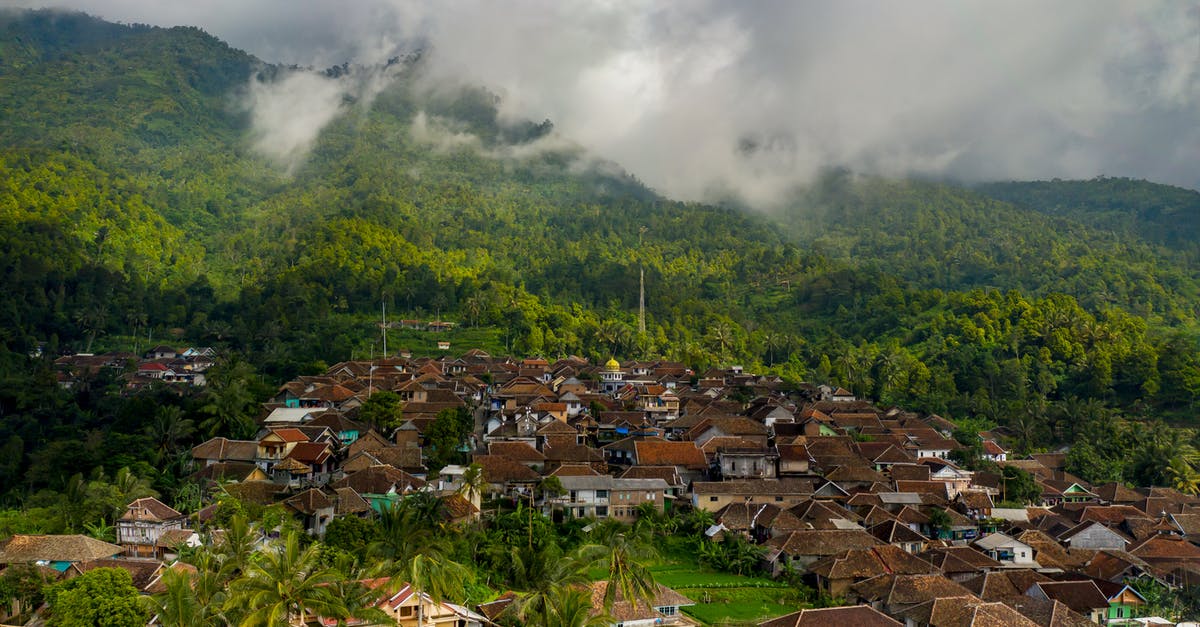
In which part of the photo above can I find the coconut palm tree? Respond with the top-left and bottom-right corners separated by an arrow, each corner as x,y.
227,531 -> 348,626
457,463 -> 486,510
529,585 -> 612,627
322,552 -> 395,627
579,522 -> 659,611
369,502 -> 471,626
143,567 -> 212,627
504,544 -> 592,622
214,514 -> 258,581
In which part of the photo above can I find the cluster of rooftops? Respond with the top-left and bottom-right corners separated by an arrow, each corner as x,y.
12,348 -> 1200,625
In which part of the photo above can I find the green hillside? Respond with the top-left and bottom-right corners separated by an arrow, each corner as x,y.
976,178 -> 1200,257
0,7 -> 1198,452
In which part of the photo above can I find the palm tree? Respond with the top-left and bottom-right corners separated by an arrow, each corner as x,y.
200,378 -> 256,438
1167,458 -> 1200,496
143,567 -> 212,627
322,552 -> 395,627
369,502 -> 471,626
457,463 -> 485,510
529,585 -> 612,627
214,514 -> 258,581
505,544 -> 592,622
228,531 -> 349,626
146,405 -> 195,463
579,523 -> 659,611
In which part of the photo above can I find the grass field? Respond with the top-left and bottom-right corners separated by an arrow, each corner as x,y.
648,538 -> 806,626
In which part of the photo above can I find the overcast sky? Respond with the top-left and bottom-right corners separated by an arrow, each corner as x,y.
15,0 -> 1200,204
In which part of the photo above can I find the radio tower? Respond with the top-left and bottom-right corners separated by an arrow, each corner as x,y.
638,226 -> 647,335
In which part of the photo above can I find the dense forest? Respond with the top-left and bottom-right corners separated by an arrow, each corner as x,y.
1,9 -> 1200,510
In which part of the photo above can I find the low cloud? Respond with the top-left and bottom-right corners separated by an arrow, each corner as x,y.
20,1 -> 1200,203
241,71 -> 346,172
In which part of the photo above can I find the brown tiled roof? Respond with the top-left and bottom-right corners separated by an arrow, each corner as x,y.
440,494 -> 479,520
476,592 -> 517,622
897,595 -> 1040,627
329,465 -> 426,494
758,605 -> 901,627
919,546 -> 1002,574
870,520 -> 929,545
191,437 -> 258,462
890,464 -> 932,482
957,491 -> 994,510
1077,505 -> 1146,525
156,528 -> 196,549
686,416 -> 769,439
1002,596 -> 1095,627
283,488 -> 333,515
368,446 -> 424,472
1019,530 -> 1094,569
488,441 -> 546,462
1031,581 -> 1109,613
852,573 -> 977,609
634,440 -> 707,469
286,441 -> 333,465
1082,550 -> 1151,581
895,480 -> 950,499
472,455 -> 541,483
347,430 -> 393,456
808,545 -> 939,581
76,558 -> 163,590
765,529 -> 881,558
777,444 -> 811,463
191,461 -> 262,483
619,465 -> 683,486
961,571 -> 1026,601
542,441 -> 603,464
1173,513 -> 1200,537
535,420 -> 578,436
1089,482 -> 1141,504
272,457 -> 312,473
306,412 -> 365,433
120,497 -> 184,522
265,427 -> 309,443
549,464 -> 602,477
333,487 -> 371,515
588,582 -> 692,623
0,535 -> 123,563
1128,534 -> 1200,560
826,465 -> 889,483
222,480 -> 284,505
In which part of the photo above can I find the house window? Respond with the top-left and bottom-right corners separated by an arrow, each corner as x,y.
646,492 -> 654,500
709,496 -> 718,502
596,490 -> 609,498
596,506 -> 608,517
656,606 -> 677,616
775,496 -> 784,502
399,606 -> 414,618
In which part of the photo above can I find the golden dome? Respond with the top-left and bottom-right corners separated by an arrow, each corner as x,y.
605,357 -> 621,371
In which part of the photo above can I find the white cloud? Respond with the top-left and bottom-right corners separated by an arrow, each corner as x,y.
17,0 -> 1200,201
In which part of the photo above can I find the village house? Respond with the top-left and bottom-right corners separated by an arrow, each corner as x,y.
543,476 -> 669,522
0,535 -> 122,572
691,479 -> 817,512
115,497 -> 187,558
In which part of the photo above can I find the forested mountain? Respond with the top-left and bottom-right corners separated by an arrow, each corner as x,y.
976,178 -> 1200,258
2,9 -> 1200,502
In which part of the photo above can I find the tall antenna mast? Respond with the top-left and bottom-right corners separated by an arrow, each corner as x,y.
638,226 -> 647,335
639,267 -> 646,335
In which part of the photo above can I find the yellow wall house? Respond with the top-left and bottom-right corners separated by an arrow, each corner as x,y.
371,580 -> 488,627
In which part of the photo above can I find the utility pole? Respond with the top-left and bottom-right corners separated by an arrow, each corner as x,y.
381,298 -> 387,358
